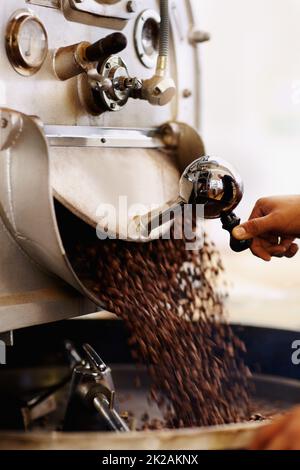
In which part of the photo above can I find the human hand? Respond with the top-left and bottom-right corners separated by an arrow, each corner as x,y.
250,407 -> 300,450
232,196 -> 300,261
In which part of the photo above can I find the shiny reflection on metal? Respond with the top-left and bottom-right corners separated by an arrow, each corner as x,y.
0,108 -> 102,312
136,156 -> 244,236
26,0 -> 60,8
134,10 -> 161,68
45,125 -> 165,148
5,9 -> 48,77
0,109 -> 23,151
98,55 -> 130,111
64,343 -> 129,432
61,0 -> 132,28
180,156 -> 244,219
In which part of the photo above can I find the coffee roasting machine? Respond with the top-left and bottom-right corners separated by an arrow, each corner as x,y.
0,0 -> 210,335
1,0 -> 300,450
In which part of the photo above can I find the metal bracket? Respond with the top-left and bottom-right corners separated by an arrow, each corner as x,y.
61,0 -> 134,28
45,125 -> 164,148
26,0 -> 60,8
0,109 -> 23,151
26,0 -> 136,28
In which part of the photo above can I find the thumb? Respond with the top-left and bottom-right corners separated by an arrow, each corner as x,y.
232,215 -> 274,240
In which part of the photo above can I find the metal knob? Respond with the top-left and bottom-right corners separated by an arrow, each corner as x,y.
179,156 -> 244,218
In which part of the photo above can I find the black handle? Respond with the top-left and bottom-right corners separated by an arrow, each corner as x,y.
220,212 -> 252,253
85,32 -> 127,62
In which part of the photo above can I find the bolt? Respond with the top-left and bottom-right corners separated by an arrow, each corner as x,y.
127,1 -> 137,13
183,89 -> 192,98
101,138 -> 107,144
110,103 -> 117,110
105,63 -> 111,70
0,118 -> 8,129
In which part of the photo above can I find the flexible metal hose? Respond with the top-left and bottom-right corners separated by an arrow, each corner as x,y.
159,0 -> 169,58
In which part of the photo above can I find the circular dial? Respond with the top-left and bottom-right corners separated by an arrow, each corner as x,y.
6,10 -> 48,76
18,17 -> 48,68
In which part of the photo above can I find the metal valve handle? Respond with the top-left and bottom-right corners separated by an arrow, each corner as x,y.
85,32 -> 127,62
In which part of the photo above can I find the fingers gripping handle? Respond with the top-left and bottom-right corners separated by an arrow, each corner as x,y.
221,213 -> 252,253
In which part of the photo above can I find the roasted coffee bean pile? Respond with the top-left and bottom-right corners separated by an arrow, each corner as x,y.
69,225 -> 251,428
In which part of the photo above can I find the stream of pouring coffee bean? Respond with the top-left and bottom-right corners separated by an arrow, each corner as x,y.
58,202 -> 251,428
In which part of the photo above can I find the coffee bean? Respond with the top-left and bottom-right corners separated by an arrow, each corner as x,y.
66,218 -> 250,428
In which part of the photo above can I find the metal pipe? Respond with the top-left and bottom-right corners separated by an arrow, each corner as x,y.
156,0 -> 169,76
159,0 -> 169,58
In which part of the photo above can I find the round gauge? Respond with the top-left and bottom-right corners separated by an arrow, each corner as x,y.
135,10 -> 160,69
6,9 -> 48,76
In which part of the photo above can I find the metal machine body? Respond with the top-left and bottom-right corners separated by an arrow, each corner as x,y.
0,0 -> 207,333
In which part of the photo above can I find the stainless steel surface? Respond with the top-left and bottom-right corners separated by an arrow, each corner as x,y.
0,0 -> 203,331
136,155 -> 244,237
53,41 -> 91,82
0,108 -> 101,332
1,0 -> 198,127
0,109 -> 93,292
61,0 -> 134,27
0,364 -> 298,448
26,0 -> 60,8
179,156 -> 244,218
45,125 -> 164,148
97,55 -> 130,111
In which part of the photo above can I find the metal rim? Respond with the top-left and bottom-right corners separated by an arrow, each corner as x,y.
5,9 -> 48,77
134,9 -> 160,69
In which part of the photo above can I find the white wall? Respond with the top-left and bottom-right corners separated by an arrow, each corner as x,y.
191,0 -> 300,324
192,0 -> 300,241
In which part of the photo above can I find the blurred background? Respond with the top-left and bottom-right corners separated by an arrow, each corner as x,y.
192,0 -> 300,327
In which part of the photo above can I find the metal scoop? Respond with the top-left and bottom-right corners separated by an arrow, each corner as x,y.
135,156 -> 252,252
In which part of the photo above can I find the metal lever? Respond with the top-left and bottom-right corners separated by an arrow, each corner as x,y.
221,212 -> 253,253
63,342 -> 129,432
85,33 -> 127,63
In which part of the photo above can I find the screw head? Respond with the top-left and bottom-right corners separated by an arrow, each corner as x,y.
110,103 -> 117,109
127,1 -> 137,13
183,89 -> 192,98
0,118 -> 8,129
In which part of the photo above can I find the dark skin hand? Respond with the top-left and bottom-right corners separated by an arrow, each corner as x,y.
250,407 -> 300,450
232,196 -> 300,261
